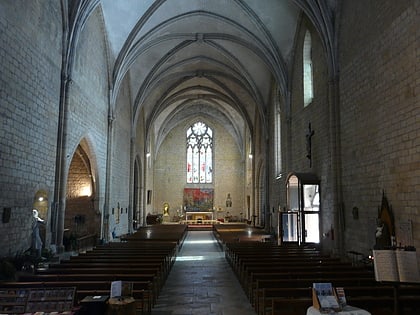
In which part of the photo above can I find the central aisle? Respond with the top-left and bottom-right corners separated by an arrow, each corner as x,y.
151,230 -> 257,315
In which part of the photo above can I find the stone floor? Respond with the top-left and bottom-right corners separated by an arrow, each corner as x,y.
151,230 -> 257,315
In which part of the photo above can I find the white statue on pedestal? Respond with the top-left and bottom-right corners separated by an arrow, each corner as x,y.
32,209 -> 44,257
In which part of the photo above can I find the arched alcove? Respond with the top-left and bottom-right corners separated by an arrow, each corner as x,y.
64,144 -> 99,249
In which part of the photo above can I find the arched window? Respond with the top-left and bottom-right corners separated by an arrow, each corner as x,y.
186,121 -> 213,183
303,30 -> 314,107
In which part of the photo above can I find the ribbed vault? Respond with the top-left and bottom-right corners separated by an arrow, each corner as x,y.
68,0 -> 337,157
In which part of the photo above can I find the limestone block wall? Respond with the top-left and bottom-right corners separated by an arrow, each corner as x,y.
282,17 -> 333,242
0,2 -> 62,257
152,119 -> 245,221
68,7 -> 110,219
107,81 -> 132,238
339,0 -> 420,255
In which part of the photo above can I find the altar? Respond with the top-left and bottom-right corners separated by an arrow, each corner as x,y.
185,211 -> 214,221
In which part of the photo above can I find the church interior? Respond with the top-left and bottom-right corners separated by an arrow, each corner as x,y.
0,1 -> 419,314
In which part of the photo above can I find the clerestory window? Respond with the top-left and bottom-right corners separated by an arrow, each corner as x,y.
303,30 -> 314,107
274,88 -> 282,178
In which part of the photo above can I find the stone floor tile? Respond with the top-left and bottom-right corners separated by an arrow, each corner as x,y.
151,230 -> 256,315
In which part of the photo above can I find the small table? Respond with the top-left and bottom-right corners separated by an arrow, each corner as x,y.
107,296 -> 136,315
307,306 -> 371,315
80,295 -> 109,315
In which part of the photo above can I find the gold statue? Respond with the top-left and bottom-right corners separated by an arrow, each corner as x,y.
163,202 -> 170,216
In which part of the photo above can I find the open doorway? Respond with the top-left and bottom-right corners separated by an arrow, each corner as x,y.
280,173 -> 320,245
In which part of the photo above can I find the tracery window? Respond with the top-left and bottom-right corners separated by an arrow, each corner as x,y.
186,121 -> 213,183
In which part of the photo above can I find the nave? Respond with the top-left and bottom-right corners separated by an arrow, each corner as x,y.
151,230 -> 256,315
2,224 -> 420,315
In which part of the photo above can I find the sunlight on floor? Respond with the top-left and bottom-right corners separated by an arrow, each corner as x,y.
176,255 -> 205,261
184,240 -> 217,244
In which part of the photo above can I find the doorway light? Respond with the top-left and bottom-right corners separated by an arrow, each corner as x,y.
79,186 -> 92,197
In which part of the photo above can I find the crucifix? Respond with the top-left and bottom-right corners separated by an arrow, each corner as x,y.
306,122 -> 315,167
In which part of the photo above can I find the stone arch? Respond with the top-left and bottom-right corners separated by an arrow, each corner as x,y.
64,140 -> 100,250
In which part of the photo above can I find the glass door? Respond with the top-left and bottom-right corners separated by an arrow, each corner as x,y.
282,173 -> 320,245
302,183 -> 320,243
281,211 -> 299,242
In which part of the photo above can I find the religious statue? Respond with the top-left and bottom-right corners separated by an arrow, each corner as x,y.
306,123 -> 315,167
163,203 -> 170,216
226,193 -> 232,207
32,209 -> 44,257
374,218 -> 391,249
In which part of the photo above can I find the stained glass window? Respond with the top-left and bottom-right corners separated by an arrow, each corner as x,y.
186,121 -> 213,183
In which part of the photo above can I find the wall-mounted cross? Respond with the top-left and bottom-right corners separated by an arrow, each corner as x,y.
306,122 -> 315,167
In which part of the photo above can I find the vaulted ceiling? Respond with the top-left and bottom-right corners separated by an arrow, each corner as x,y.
91,0 -> 336,154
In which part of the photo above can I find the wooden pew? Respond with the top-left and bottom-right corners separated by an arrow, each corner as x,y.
49,262 -> 168,279
236,258 -> 352,282
220,228 -> 420,315
240,263 -> 369,289
247,269 -> 375,301
0,280 -> 153,314
6,225 -> 187,314
36,266 -> 165,288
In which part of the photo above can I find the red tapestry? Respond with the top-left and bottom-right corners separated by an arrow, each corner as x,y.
183,188 -> 214,211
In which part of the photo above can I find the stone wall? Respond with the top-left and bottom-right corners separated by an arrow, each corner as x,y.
0,4 -> 120,256
339,0 -> 420,254
61,7 -> 112,245
153,119 -> 245,222
0,1 -> 62,257
108,76 -> 132,238
275,16 -> 333,248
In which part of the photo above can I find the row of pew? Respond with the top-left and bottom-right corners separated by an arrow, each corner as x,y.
214,224 -> 420,315
1,224 -> 188,314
